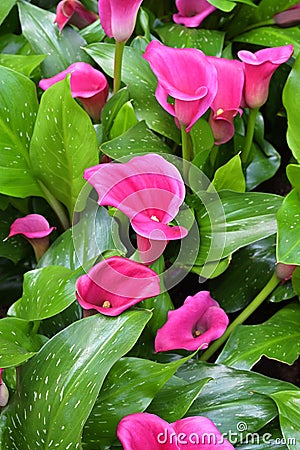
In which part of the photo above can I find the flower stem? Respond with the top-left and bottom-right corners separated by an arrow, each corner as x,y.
38,182 -> 70,231
199,271 -> 280,362
114,40 -> 126,94
181,124 -> 193,180
241,107 -> 259,166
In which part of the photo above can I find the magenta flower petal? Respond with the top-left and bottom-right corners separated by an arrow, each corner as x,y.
7,214 -> 55,240
84,154 -> 187,263
207,57 -> 244,144
173,0 -> 217,28
39,62 -> 109,121
155,291 -> 229,352
238,45 -> 293,109
0,369 -> 9,407
76,256 -> 160,316
98,0 -> 143,42
143,41 -> 218,131
55,0 -> 98,32
172,416 -> 235,449
117,412 -> 179,449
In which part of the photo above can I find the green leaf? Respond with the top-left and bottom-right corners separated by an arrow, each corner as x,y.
196,191 -> 282,264
0,0 -> 16,26
209,236 -> 276,313
39,204 -> 120,270
29,78 -> 99,218
208,0 -> 256,11
269,390 -> 300,450
155,23 -> 225,56
8,266 -> 81,321
217,302 -> 300,369
191,118 -> 214,156
109,101 -> 138,139
235,27 -> 300,57
147,375 -> 212,422
101,87 -> 130,140
0,310 -> 151,449
101,121 -> 172,159
0,66 -> 42,198
83,356 -> 192,447
282,55 -> 300,162
257,0 -> 300,20
18,1 -> 89,78
0,54 -> 46,76
79,18 -> 105,44
245,141 -> 281,190
277,189 -> 300,264
84,43 -> 180,142
212,154 -> 245,192
177,361 -> 296,436
287,164 -> 300,193
0,317 -> 44,368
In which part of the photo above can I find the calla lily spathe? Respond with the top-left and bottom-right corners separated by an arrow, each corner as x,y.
238,45 -> 294,109
84,154 -> 187,264
6,214 -> 56,261
173,0 -> 216,28
117,412 -> 235,449
208,56 -> 244,144
39,62 -> 109,122
155,291 -> 229,352
98,0 -> 143,42
143,41 -> 218,132
75,256 -> 160,316
55,0 -> 98,32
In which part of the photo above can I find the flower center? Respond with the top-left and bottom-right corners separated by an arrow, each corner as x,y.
216,108 -> 224,116
150,215 -> 160,222
102,300 -> 111,308
193,329 -> 202,338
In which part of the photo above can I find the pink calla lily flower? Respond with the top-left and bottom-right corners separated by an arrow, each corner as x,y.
84,154 -> 188,265
117,412 -> 235,449
75,256 -> 160,316
98,0 -> 143,42
155,291 -> 229,352
208,57 -> 244,145
0,369 -> 9,408
173,0 -> 217,28
143,41 -> 218,132
238,45 -> 294,109
274,4 -> 300,28
5,214 -> 55,261
55,0 -> 98,32
39,62 -> 109,122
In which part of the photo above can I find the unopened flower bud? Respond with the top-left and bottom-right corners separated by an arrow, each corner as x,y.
276,263 -> 297,281
274,5 -> 300,28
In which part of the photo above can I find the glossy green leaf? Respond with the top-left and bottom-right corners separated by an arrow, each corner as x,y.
257,0 -> 300,20
245,141 -> 281,190
147,375 -> 212,422
39,204 -> 120,270
269,390 -> 300,450
101,87 -> 130,140
0,310 -> 151,449
29,78 -> 99,218
0,317 -> 44,368
282,56 -> 300,162
155,23 -> 225,56
277,189 -> 300,264
196,191 -> 282,264
191,256 -> 231,280
209,0 -> 256,11
83,356 -> 192,447
191,118 -> 214,156
217,302 -> 300,369
0,0 -> 16,26
79,18 -> 105,44
8,265 -> 81,321
209,236 -> 276,313
234,27 -> 300,56
0,33 -> 31,55
109,101 -> 138,139
212,154 -> 245,192
269,281 -> 295,303
84,43 -> 180,142
0,66 -> 42,198
18,1 -> 89,78
0,54 -> 46,76
101,121 -> 171,158
177,361 -> 296,436
38,302 -> 82,339
287,164 -> 300,193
